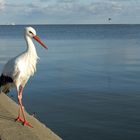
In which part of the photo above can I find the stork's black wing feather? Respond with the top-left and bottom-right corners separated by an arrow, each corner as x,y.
0,74 -> 13,87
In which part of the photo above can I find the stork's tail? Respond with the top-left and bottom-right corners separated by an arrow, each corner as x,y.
0,74 -> 13,94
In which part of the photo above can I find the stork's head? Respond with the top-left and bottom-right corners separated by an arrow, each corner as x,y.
25,27 -> 36,38
25,27 -> 48,49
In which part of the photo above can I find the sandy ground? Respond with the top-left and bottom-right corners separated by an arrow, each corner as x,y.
0,93 -> 62,140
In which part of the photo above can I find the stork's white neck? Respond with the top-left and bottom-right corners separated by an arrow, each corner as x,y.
24,35 -> 39,76
25,35 -> 37,53
24,35 -> 39,62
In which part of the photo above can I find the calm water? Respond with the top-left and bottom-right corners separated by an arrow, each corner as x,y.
0,24 -> 140,140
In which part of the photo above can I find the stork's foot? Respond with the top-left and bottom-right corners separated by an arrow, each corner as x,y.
15,117 -> 33,128
15,116 -> 24,123
23,120 -> 33,128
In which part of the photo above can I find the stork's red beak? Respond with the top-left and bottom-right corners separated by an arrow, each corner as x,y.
33,35 -> 48,49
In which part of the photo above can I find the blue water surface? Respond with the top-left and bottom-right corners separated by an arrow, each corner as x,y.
0,24 -> 140,140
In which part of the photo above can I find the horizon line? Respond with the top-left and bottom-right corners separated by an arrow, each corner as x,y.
0,23 -> 140,26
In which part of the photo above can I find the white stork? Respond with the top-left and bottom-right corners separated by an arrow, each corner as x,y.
0,27 -> 48,127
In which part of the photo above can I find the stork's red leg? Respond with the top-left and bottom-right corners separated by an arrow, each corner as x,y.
15,86 -> 24,122
15,107 -> 24,122
16,85 -> 33,128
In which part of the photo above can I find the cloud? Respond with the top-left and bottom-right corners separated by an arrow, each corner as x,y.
108,0 -> 127,1
57,0 -> 74,3
1,0 -> 140,24
2,0 -> 124,16
12,1 -> 123,23
0,0 -> 5,11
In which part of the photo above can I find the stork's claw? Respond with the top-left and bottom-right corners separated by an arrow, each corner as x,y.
15,117 -> 33,128
15,116 -> 24,123
23,121 -> 33,128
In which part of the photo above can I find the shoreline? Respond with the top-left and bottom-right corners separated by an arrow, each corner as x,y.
0,92 -> 62,140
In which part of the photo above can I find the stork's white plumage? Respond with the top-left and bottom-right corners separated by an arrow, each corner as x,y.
0,27 -> 48,127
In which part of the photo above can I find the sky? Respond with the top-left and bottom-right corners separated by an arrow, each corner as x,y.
0,0 -> 140,24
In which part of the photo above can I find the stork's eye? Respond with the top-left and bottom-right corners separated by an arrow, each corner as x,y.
29,31 -> 33,34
